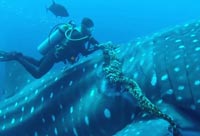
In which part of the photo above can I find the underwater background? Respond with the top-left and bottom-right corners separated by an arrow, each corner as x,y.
0,0 -> 200,91
1,0 -> 200,90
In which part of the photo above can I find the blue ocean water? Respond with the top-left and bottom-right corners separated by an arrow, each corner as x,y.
0,0 -> 200,135
0,0 -> 199,108
0,0 -> 199,100
1,0 -> 200,48
0,0 -> 198,74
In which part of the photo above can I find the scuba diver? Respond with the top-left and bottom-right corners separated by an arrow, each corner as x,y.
0,17 -> 100,78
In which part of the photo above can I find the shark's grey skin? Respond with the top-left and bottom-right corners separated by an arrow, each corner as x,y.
2,62 -> 33,98
120,20 -> 200,112
0,55 -> 139,136
1,20 -> 200,136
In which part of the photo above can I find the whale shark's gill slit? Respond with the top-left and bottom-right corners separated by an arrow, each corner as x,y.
164,55 -> 176,100
138,65 -> 148,83
182,41 -> 196,106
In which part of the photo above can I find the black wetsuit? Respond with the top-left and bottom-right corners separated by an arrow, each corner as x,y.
17,29 -> 99,78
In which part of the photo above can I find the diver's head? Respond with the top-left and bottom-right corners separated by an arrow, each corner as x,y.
81,17 -> 94,35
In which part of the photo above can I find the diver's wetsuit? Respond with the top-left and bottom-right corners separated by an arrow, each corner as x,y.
16,29 -> 99,78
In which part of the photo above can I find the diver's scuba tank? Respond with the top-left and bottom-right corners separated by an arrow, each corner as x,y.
37,20 -> 89,55
37,23 -> 74,55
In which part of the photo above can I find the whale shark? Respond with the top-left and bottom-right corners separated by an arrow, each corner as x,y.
0,19 -> 200,136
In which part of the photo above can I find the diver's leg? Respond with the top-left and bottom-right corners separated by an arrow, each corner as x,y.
17,54 -> 56,79
20,55 -> 41,66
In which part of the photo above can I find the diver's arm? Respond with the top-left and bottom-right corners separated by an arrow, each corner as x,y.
87,37 -> 100,50
81,49 -> 97,56
89,37 -> 99,45
81,39 -> 101,56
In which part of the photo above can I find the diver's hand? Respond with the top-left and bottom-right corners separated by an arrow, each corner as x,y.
96,41 -> 113,49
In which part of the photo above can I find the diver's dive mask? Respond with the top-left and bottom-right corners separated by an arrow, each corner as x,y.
82,24 -> 94,35
86,27 -> 94,33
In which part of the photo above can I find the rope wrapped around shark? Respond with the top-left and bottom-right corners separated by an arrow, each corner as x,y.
98,42 -> 180,136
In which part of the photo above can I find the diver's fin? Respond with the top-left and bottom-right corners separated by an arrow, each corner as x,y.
0,50 -> 21,61
0,50 -> 11,61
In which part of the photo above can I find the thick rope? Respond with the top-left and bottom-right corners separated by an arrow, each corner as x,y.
99,42 -> 180,135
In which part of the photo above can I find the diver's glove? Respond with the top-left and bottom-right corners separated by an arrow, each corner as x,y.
96,41 -> 113,49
